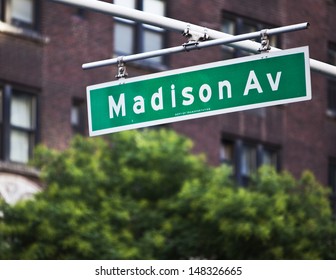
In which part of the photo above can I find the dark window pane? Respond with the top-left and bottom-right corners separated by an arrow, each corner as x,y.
8,90 -> 37,163
220,140 -> 235,165
143,29 -> 164,64
114,22 -> 135,56
241,145 -> 257,176
71,99 -> 86,135
9,129 -> 31,163
262,148 -> 278,168
10,92 -> 35,129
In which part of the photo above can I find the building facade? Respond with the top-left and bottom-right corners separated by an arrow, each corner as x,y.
0,0 -> 335,210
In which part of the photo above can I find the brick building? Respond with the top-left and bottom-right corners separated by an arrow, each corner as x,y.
0,0 -> 335,209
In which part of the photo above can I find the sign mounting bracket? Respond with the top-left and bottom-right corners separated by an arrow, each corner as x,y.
115,56 -> 128,80
258,29 -> 271,53
82,23 -> 309,70
182,24 -> 209,51
49,0 -> 336,78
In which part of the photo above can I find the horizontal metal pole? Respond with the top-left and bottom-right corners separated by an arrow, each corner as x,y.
50,0 -> 336,78
82,23 -> 309,70
83,46 -> 183,70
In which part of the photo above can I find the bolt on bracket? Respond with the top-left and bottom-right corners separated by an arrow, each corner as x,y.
115,56 -> 128,79
182,24 -> 210,51
258,29 -> 271,53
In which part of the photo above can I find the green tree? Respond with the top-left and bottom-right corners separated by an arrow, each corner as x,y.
162,165 -> 336,259
0,129 -> 335,259
0,129 -> 209,259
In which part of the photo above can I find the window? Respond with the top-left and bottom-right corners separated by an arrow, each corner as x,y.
0,85 -> 38,164
241,145 -> 258,178
327,0 -> 336,5
71,98 -> 86,135
0,0 -> 38,30
263,147 -> 279,167
0,88 -> 3,159
327,42 -> 336,117
10,91 -> 36,163
221,137 -> 280,185
219,139 -> 235,166
221,12 -> 280,59
113,0 -> 166,67
329,158 -> 336,215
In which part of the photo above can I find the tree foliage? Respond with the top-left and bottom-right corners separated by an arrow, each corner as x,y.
0,129 -> 335,259
166,166 -> 336,259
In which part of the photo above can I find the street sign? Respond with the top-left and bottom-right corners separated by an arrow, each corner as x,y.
87,46 -> 311,136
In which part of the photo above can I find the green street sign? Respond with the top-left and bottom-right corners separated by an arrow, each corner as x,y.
87,46 -> 311,136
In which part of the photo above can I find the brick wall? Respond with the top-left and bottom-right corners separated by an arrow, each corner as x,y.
0,32 -> 43,88
167,0 -> 336,185
40,1 -> 114,149
1,0 -> 335,186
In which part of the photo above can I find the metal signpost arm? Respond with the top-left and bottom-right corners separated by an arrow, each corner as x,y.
49,0 -> 336,78
82,23 -> 309,70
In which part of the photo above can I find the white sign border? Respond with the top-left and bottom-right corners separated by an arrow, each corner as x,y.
87,46 -> 311,136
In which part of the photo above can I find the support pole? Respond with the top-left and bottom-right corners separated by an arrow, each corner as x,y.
49,0 -> 336,78
82,23 -> 309,70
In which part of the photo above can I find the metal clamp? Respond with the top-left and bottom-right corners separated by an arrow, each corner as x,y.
115,56 -> 128,79
182,25 -> 210,52
182,24 -> 209,43
182,41 -> 200,52
258,29 -> 271,53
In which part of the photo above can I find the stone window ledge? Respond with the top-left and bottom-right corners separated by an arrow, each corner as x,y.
0,21 -> 49,44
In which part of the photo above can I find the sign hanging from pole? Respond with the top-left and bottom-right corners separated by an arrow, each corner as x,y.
87,46 -> 311,136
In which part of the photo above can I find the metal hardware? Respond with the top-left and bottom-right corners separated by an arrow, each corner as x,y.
258,29 -> 271,53
115,56 -> 128,79
182,25 -> 209,51
182,41 -> 200,51
182,24 -> 210,43
82,23 -> 309,70
50,1 -> 336,78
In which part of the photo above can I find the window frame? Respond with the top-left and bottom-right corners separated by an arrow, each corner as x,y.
0,86 -> 3,161
0,0 -> 40,31
0,84 -> 39,164
71,97 -> 86,135
221,136 -> 281,185
221,11 -> 281,59
113,0 -> 168,68
327,42 -> 336,117
328,157 -> 336,216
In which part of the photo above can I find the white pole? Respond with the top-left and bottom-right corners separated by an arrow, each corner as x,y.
50,0 -> 336,78
82,23 -> 309,70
